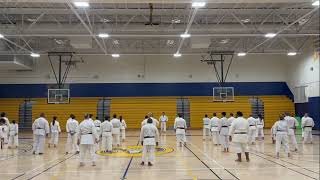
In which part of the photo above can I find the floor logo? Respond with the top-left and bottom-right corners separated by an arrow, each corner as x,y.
96,145 -> 174,157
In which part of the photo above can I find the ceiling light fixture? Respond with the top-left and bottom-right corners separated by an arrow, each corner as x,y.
166,40 -> 174,45
0,34 -> 4,38
265,33 -> 277,38
172,18 -> 181,24
111,54 -> 120,58
312,1 -> 319,6
30,53 -> 40,58
287,52 -> 297,56
237,52 -> 247,56
98,33 -> 110,38
241,18 -> 250,23
174,53 -> 182,57
192,2 -> 206,8
73,2 -> 90,7
180,33 -> 191,38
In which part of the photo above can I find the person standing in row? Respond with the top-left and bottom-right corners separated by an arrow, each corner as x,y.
32,113 -> 49,155
274,115 -> 291,158
119,116 -> 127,142
49,116 -> 61,148
142,113 -> 159,127
65,114 -> 80,154
284,113 -> 299,151
159,112 -> 168,133
174,114 -> 187,147
210,113 -> 220,145
140,118 -> 159,166
247,115 -> 258,145
202,114 -> 211,141
93,117 -> 102,150
228,113 -> 235,126
111,114 -> 121,147
0,118 -> 7,149
8,120 -> 19,149
0,113 -> 9,144
101,116 -> 113,153
77,114 -> 99,166
256,114 -> 264,140
219,112 -> 230,152
301,113 -> 314,144
229,111 -> 250,162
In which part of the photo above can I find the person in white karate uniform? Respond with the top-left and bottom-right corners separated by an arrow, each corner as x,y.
271,123 -> 276,144
229,111 -> 250,162
65,114 -> 80,154
256,114 -> 264,140
49,116 -> 61,148
228,113 -> 235,126
284,113 -> 299,151
1,112 -> 9,144
301,113 -> 314,144
111,114 -> 121,146
274,115 -> 291,158
93,117 -> 102,150
140,118 -> 159,166
210,113 -> 220,145
174,114 -> 187,147
219,112 -> 230,152
247,115 -> 258,145
101,116 -> 113,153
142,113 -> 159,127
8,120 -> 19,149
77,114 -> 99,166
159,112 -> 168,133
0,118 -> 7,149
32,113 -> 49,155
202,114 -> 211,140
119,116 -> 127,142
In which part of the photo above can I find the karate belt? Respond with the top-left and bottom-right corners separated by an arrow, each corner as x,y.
277,130 -> 286,132
96,126 -> 100,127
144,136 -> 155,138
36,127 -> 43,129
249,125 -> 256,126
177,127 -> 185,129
211,126 -> 218,127
289,127 -> 296,129
81,133 -> 92,135
203,124 -> 209,125
103,131 -> 111,132
303,126 -> 312,128
234,132 -> 247,134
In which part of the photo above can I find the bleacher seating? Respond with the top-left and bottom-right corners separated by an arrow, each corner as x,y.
110,97 -> 177,129
0,98 -> 24,122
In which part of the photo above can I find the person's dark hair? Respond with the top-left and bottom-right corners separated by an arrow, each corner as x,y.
258,114 -> 262,119
0,112 -> 5,117
213,112 -> 217,116
84,113 -> 89,119
40,113 -> 45,117
221,112 -> 226,116
230,113 -> 234,116
205,114 -> 208,117
113,114 -> 117,118
0,118 -> 5,125
89,114 -> 93,118
12,120 -> 16,124
178,113 -> 183,118
119,116 -> 123,122
53,116 -> 57,126
147,118 -> 153,124
236,111 -> 243,117
145,115 -> 148,119
279,114 -> 284,120
105,116 -> 110,121
70,114 -> 74,119
96,117 -> 99,120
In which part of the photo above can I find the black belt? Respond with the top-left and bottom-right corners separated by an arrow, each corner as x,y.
96,126 -> 100,127
36,128 -> 43,129
203,124 -> 209,125
104,131 -> 111,132
177,127 -> 185,129
82,133 -> 92,135
212,126 -> 218,127
249,125 -> 256,126
222,126 -> 228,127
234,132 -> 247,134
277,130 -> 286,132
303,126 -> 312,127
144,136 -> 155,138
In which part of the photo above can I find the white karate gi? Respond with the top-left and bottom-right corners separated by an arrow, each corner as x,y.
78,119 -> 98,164
229,117 -> 249,153
111,118 -> 121,146
2,117 -> 9,143
50,121 -> 61,145
159,115 -> 168,132
140,123 -> 159,164
256,118 -> 264,139
174,117 -> 187,145
94,120 -> 102,150
141,117 -> 159,127
210,116 -> 220,145
301,117 -> 314,143
228,116 -> 236,126
32,117 -> 49,154
0,125 -> 6,148
274,120 -> 290,155
219,117 -> 230,149
120,120 -> 127,140
8,123 -> 18,147
285,116 -> 299,150
65,118 -> 80,153
101,121 -> 113,152
247,117 -> 257,144
202,117 -> 211,140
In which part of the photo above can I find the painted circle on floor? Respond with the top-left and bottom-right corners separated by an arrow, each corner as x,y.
96,145 -> 174,157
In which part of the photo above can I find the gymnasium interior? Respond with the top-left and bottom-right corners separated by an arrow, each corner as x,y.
0,0 -> 319,179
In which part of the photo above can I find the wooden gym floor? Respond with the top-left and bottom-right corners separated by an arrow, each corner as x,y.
0,130 -> 319,180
